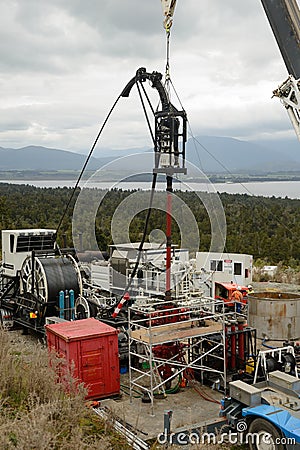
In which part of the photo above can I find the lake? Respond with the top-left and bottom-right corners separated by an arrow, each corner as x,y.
1,179 -> 300,199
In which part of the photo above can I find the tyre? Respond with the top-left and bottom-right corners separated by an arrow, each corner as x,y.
248,418 -> 285,450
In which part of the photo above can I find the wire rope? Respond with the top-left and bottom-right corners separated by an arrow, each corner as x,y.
139,81 -> 156,116
136,81 -> 155,145
55,93 -> 123,236
118,172 -> 157,301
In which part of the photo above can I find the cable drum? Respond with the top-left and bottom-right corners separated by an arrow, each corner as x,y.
21,255 -> 82,304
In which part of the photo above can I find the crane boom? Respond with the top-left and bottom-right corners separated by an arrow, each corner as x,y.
261,0 -> 300,140
261,0 -> 300,78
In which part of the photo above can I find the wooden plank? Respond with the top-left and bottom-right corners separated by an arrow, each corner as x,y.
131,320 -> 222,344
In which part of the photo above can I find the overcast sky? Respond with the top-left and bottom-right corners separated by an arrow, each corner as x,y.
0,0 -> 298,154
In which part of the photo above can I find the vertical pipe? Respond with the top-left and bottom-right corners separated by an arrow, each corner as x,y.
244,328 -> 249,357
230,321 -> 236,370
223,321 -> 227,395
59,291 -> 64,319
65,290 -> 70,321
69,289 -> 75,320
149,310 -> 154,416
238,318 -> 245,368
166,175 -> 172,294
129,307 -> 132,404
225,322 -> 229,369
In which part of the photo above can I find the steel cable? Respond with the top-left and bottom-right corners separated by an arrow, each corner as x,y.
56,93 -> 123,236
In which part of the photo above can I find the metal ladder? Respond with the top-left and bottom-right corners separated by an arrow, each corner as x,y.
0,277 -> 17,302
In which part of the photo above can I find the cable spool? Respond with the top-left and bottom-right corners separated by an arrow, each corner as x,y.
266,356 -> 280,373
282,353 -> 296,374
21,255 -> 82,304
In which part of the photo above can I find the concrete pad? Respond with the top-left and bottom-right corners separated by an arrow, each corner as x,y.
100,383 -> 223,440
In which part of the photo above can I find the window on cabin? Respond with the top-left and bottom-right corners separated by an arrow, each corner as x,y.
9,234 -> 15,253
210,260 -> 223,272
234,262 -> 242,275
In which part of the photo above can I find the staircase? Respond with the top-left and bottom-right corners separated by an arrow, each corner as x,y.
0,277 -> 17,303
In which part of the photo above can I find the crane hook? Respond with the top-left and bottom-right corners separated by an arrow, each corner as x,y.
160,0 -> 177,32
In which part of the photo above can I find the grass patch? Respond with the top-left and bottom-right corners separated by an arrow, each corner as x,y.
0,328 -> 129,449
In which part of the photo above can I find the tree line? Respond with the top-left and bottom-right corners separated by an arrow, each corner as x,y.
0,183 -> 299,266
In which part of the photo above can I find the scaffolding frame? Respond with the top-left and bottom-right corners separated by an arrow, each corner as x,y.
125,264 -> 206,299
128,297 -> 228,414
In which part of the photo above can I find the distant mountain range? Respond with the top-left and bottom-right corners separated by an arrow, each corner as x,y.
0,145 -> 113,171
186,136 -> 300,173
0,136 -> 299,174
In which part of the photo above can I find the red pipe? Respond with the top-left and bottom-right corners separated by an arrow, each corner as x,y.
230,322 -> 236,370
225,323 -> 229,369
166,176 -> 172,294
238,319 -> 245,368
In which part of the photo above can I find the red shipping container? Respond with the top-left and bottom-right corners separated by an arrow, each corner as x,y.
46,318 -> 120,400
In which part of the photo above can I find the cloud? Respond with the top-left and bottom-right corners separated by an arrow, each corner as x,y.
0,0 -> 297,153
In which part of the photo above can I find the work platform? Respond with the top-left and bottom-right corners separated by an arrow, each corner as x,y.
128,297 -> 227,414
131,319 -> 222,345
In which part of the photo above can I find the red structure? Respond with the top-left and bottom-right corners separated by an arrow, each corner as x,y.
46,318 -> 120,400
165,175 -> 173,294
